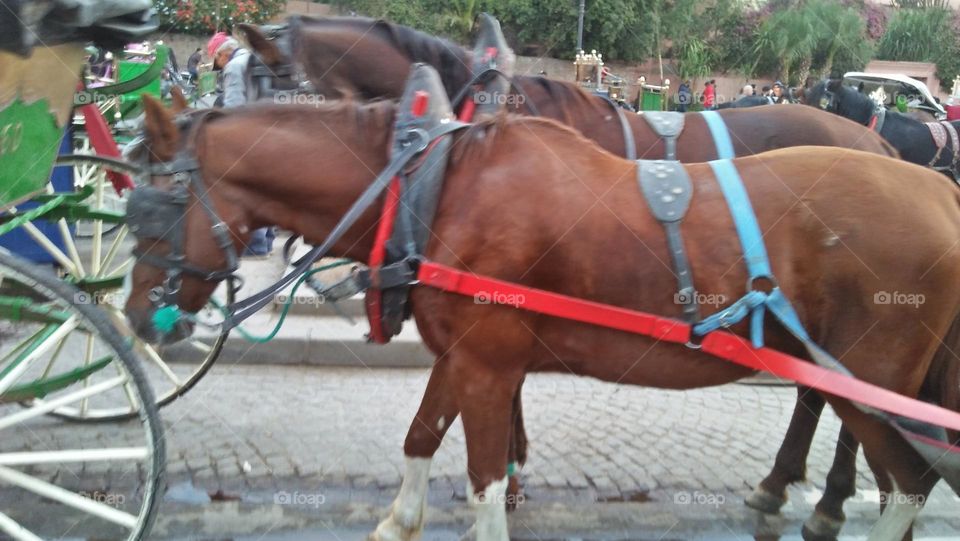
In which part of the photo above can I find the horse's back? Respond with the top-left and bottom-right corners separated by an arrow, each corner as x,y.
719,105 -> 900,159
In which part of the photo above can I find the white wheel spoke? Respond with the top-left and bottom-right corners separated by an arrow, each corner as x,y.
0,512 -> 42,541
0,375 -> 126,431
97,226 -> 129,278
0,447 -> 149,466
137,342 -> 182,387
186,339 -> 213,354
79,331 -> 96,417
56,218 -> 86,277
114,359 -> 142,412
107,257 -> 133,278
21,222 -> 78,276
0,465 -> 138,529
0,316 -> 80,397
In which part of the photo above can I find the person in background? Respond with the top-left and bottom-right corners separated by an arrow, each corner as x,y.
207,32 -> 275,257
772,81 -> 789,104
738,84 -> 753,99
187,47 -> 201,83
761,85 -> 773,103
703,80 -> 717,110
677,80 -> 692,112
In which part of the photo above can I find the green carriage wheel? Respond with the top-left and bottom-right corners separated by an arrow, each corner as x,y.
9,154 -> 230,423
0,249 -> 164,540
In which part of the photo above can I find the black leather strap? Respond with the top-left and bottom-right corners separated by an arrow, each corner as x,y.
221,120 -> 469,329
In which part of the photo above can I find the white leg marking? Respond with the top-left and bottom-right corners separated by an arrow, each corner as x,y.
866,490 -> 924,541
371,456 -> 432,541
469,476 -> 510,541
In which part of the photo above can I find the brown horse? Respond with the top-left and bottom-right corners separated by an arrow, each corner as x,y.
241,16 -> 905,535
127,95 -> 960,541
240,16 -> 897,161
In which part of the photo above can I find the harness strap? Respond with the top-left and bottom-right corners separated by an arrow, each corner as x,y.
598,95 -> 636,160
869,107 -> 886,134
221,120 -> 469,329
416,261 -> 960,492
636,160 -> 697,321
699,111 -> 735,159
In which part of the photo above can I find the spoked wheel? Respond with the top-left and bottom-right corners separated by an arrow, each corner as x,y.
67,133 -> 128,239
0,249 -> 164,540
13,154 -> 230,422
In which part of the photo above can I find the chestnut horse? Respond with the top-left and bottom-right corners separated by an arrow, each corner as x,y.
127,96 -> 960,541
240,16 -> 905,534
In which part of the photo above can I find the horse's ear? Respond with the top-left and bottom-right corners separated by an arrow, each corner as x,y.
142,94 -> 178,160
826,79 -> 842,92
170,86 -> 189,113
237,23 -> 283,65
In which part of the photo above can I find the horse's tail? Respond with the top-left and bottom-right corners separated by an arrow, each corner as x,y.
922,308 -> 960,444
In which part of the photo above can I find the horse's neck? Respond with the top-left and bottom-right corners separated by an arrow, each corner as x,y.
843,92 -> 879,125
513,76 -> 611,123
206,112 -> 391,262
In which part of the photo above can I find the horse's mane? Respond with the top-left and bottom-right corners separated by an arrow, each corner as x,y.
297,16 -> 473,96
516,75 -> 603,112
452,112 -> 615,168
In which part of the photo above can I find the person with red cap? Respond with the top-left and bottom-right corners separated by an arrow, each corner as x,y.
206,31 -> 253,108
207,31 -> 274,256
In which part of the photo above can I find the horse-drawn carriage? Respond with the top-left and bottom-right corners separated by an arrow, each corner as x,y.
0,2 -> 192,538
573,49 -> 634,110
842,71 -> 946,120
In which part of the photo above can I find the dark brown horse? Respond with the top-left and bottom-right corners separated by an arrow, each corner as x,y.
240,16 -> 905,536
239,16 -> 897,161
127,96 -> 960,541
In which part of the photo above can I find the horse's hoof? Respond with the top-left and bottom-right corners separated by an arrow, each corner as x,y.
745,486 -> 786,514
369,511 -> 423,541
801,510 -> 845,541
506,474 -> 523,512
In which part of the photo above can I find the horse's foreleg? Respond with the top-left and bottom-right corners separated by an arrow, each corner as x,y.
506,378 -> 527,511
456,355 -> 522,541
370,358 -> 460,541
801,425 -> 859,541
747,386 -> 825,513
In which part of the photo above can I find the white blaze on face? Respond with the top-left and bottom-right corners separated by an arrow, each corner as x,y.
468,475 -> 510,541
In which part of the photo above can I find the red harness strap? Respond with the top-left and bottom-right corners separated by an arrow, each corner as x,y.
417,261 -> 960,434
366,89 -> 477,343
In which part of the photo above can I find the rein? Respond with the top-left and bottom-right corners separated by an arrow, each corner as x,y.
129,109 -> 469,332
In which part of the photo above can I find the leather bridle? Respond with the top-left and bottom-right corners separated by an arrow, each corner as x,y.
125,110 -> 241,311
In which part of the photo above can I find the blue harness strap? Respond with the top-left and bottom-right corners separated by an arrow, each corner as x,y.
688,159 -> 958,482
699,111 -> 735,160
693,159 -> 799,348
708,159 -> 771,278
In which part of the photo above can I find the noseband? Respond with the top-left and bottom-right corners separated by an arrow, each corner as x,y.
125,110 -> 240,311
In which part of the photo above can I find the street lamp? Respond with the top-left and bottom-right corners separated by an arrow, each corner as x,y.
576,0 -> 585,52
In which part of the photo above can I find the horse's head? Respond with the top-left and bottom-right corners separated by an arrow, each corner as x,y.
123,95 -> 246,344
285,16 -> 472,102
804,79 -> 874,125
236,22 -> 308,101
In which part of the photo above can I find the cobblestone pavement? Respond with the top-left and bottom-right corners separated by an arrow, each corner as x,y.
4,364 -> 960,540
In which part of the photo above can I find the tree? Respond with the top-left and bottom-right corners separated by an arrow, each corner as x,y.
155,0 -> 285,34
876,7 -> 960,90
